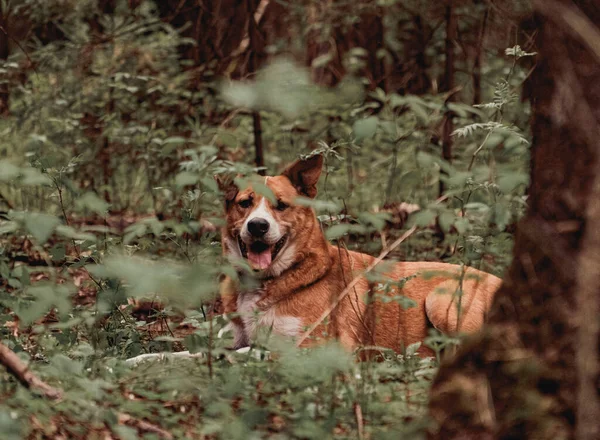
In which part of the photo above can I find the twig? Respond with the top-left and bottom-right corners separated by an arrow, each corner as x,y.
0,341 -> 62,399
117,414 -> 174,439
125,350 -> 204,366
0,341 -> 174,438
0,24 -> 38,79
295,226 -> 417,347
208,296 -> 216,379
467,127 -> 494,172
209,109 -> 241,146
354,401 -> 365,440
231,0 -> 270,58
53,177 -> 104,291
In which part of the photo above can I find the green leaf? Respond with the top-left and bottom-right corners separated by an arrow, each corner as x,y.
0,161 -> 20,181
311,53 -> 333,68
123,223 -> 147,245
0,221 -> 19,235
50,244 -> 66,261
97,256 -> 219,307
358,212 -> 389,231
379,120 -> 397,138
163,136 -> 187,145
176,171 -> 199,187
50,353 -> 83,376
18,283 -> 74,325
409,209 -> 436,227
145,218 -> 165,236
497,172 -> 529,193
416,151 -> 436,168
491,201 -> 511,231
438,212 -> 456,233
325,224 -> 351,240
406,341 -> 421,356
75,192 -> 109,215
20,168 -> 52,186
454,217 -> 469,235
348,47 -> 368,57
201,176 -> 219,193
55,225 -> 97,242
242,177 -> 276,204
353,116 -> 378,141
220,82 -> 258,109
112,426 -> 138,440
0,410 -> 22,440
24,213 -> 61,244
294,196 -> 339,211
407,98 -> 429,125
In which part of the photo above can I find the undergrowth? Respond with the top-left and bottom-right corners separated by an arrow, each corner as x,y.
0,1 -> 533,438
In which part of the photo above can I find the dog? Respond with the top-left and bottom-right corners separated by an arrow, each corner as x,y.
218,154 -> 501,356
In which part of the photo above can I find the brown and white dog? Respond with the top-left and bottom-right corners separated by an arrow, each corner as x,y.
218,155 -> 501,356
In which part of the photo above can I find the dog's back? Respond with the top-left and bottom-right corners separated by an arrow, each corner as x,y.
270,246 -> 500,356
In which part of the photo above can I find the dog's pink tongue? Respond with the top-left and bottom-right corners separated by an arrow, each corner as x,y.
248,249 -> 272,270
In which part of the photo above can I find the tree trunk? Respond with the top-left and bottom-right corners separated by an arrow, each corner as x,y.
0,7 -> 10,115
246,0 -> 266,173
439,2 -> 456,197
428,1 -> 600,438
472,8 -> 488,105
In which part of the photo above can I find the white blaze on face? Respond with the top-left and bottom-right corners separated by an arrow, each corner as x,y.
241,198 -> 282,243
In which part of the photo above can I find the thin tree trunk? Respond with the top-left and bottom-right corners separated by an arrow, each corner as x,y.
428,1 -> 600,438
252,112 -> 265,173
574,142 -> 600,439
443,2 -> 456,94
0,7 -> 10,115
439,2 -> 456,197
247,0 -> 265,173
473,8 -> 489,105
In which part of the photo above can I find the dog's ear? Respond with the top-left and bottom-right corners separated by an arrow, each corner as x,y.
215,174 -> 239,206
282,154 -> 323,198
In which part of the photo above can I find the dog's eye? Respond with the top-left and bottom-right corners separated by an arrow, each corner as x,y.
238,198 -> 252,209
276,200 -> 288,211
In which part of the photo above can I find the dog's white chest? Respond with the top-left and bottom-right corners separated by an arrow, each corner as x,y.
237,291 -> 302,339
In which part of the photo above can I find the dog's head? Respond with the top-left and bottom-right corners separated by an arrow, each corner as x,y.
218,155 -> 323,277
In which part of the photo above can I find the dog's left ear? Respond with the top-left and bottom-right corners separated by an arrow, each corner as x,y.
215,174 -> 239,206
282,154 -> 323,198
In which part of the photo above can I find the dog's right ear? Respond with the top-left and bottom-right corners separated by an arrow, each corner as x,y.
282,154 -> 323,198
215,174 -> 238,206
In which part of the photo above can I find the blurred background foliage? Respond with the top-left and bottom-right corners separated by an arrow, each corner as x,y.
0,0 -> 533,438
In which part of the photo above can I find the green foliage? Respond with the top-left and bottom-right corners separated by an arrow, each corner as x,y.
0,1 -> 533,438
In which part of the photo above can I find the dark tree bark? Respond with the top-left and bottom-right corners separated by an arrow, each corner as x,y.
246,0 -> 267,173
439,1 -> 457,197
305,1 -> 386,90
347,6 -> 387,91
388,11 -> 433,95
428,1 -> 600,439
0,7 -> 9,116
472,7 -> 488,105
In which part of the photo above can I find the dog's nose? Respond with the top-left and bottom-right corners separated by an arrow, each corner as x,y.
248,218 -> 270,237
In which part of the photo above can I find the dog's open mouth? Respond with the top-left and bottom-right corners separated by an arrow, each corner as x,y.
237,235 -> 287,270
